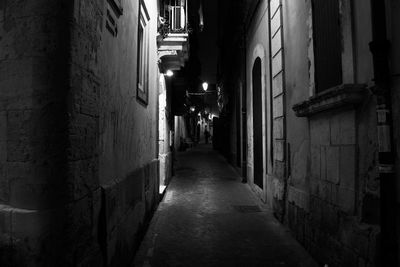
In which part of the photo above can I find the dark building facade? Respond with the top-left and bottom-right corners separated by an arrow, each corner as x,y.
0,0 -> 190,265
1,0 -> 399,266
216,0 -> 400,266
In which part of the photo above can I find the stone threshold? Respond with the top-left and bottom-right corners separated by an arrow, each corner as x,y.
292,84 -> 368,117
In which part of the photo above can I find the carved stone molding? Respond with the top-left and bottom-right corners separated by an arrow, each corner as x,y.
292,84 -> 368,117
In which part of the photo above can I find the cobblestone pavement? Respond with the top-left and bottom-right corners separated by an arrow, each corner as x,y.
134,144 -> 318,267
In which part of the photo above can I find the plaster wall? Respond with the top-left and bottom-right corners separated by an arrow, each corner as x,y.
81,0 -> 160,265
282,0 -> 311,211
246,0 -> 270,203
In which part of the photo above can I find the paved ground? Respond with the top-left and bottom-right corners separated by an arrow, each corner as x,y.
134,144 -> 318,267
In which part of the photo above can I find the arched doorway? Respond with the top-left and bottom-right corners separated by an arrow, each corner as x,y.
252,57 -> 263,188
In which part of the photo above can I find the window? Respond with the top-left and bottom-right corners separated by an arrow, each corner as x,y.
137,0 -> 150,104
312,0 -> 342,93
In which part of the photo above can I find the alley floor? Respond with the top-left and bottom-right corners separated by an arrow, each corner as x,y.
133,145 -> 319,267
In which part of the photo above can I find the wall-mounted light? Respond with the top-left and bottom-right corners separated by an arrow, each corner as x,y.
202,82 -> 208,91
166,70 -> 174,77
190,106 -> 195,112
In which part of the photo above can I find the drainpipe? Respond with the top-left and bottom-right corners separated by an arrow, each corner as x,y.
369,0 -> 398,265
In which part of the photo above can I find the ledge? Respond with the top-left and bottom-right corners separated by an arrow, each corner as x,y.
292,84 -> 368,117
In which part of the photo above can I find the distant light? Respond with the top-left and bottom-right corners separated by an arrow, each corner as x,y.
190,106 -> 195,112
202,82 -> 208,91
166,70 -> 174,77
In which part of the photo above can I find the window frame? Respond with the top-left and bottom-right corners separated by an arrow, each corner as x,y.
309,0 -> 356,97
137,0 -> 150,105
311,0 -> 343,94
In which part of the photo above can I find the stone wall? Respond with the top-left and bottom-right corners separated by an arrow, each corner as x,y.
389,0 -> 400,263
283,0 -> 381,266
0,0 -> 75,265
71,0 -> 160,265
245,0 -> 270,202
0,0 -> 161,265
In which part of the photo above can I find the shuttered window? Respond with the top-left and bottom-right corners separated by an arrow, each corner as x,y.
312,0 -> 342,93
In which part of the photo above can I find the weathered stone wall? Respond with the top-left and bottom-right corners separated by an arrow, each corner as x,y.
246,0 -> 270,202
389,0 -> 400,263
0,0 -> 161,265
0,0 -> 76,265
283,0 -> 380,266
70,0 -> 160,265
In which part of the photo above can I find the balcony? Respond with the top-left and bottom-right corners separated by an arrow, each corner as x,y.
158,0 -> 189,71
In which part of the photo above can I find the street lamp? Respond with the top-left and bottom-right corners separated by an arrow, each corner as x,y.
202,82 -> 208,91
166,70 -> 174,77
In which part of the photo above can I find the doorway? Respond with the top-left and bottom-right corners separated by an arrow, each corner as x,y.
158,75 -> 167,194
252,58 -> 263,189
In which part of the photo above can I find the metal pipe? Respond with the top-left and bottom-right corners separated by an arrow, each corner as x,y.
369,0 -> 398,265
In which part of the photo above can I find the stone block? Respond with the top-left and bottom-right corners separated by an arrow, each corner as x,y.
272,50 -> 283,77
70,25 -> 102,77
274,139 -> 285,162
0,141 -> 6,163
309,196 -> 323,225
310,116 -> 330,146
0,163 -> 9,203
330,110 -> 356,145
0,205 -> 12,236
0,58 -> 56,111
338,187 -> 355,214
320,146 -> 327,180
326,146 -> 340,184
320,180 -> 332,203
361,193 -> 380,225
271,28 -> 282,57
123,169 -> 145,212
273,117 -> 284,139
7,110 -> 32,141
270,0 -> 281,16
270,5 -> 281,36
310,145 -> 320,179
272,72 -> 283,97
2,0 -> 62,20
11,207 -> 53,256
0,111 -> 6,142
321,203 -> 339,235
273,160 -> 286,178
310,178 -> 320,196
7,139 -> 32,162
288,186 -> 309,211
339,145 -> 356,189
0,15 -> 60,61
273,94 -> 284,119
68,114 -> 97,161
69,158 -> 99,200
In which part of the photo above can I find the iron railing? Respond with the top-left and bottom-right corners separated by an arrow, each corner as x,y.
159,0 -> 188,36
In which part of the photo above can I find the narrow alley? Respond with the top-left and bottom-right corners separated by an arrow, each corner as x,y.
134,144 -> 317,267
1,0 -> 400,266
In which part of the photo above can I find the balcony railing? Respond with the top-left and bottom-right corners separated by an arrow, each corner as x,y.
159,0 -> 188,37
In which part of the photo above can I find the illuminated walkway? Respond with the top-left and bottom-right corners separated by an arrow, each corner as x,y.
134,144 -> 318,267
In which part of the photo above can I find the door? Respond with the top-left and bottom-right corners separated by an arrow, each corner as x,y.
252,58 -> 263,188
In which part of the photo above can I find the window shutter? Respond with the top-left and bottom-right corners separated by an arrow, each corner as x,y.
312,0 -> 342,92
